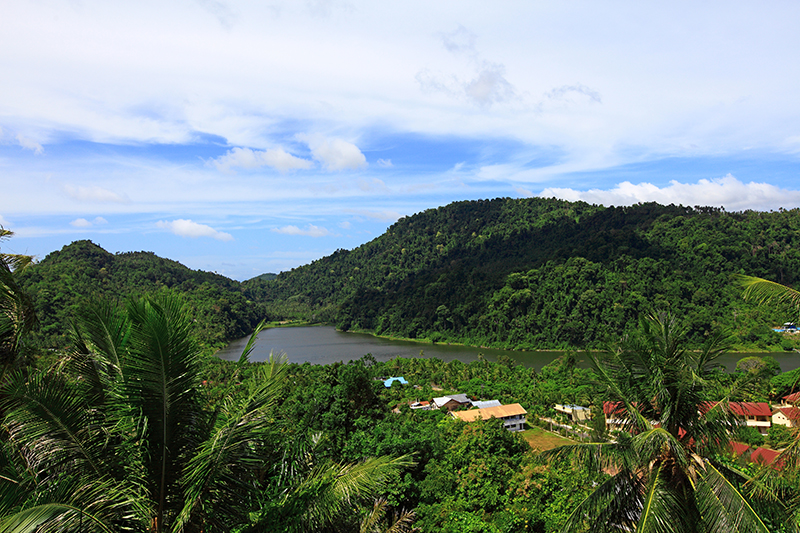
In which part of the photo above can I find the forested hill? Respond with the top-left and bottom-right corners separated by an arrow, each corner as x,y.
244,198 -> 800,350
18,240 -> 265,349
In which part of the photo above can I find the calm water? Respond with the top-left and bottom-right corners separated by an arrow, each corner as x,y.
214,325 -> 800,372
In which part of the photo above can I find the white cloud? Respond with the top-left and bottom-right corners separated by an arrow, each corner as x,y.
515,186 -> 534,198
339,220 -> 351,229
210,147 -> 313,173
349,209 -> 403,222
63,185 -> 131,204
70,216 -> 109,228
464,63 -> 516,107
440,25 -> 478,58
0,215 -> 9,227
156,219 -> 233,241
546,84 -> 602,104
539,175 -> 800,211
300,135 -> 368,171
358,178 -> 389,193
271,224 -> 332,237
70,218 -> 92,228
376,158 -> 393,167
16,134 -> 44,155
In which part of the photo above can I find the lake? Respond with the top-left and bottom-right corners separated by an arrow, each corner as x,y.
214,325 -> 800,372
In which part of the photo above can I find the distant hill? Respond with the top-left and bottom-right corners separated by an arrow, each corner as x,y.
243,198 -> 800,351
19,199 -> 800,353
248,272 -> 277,282
19,240 -> 266,349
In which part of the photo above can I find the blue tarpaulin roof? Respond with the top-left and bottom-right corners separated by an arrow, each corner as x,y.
384,376 -> 408,388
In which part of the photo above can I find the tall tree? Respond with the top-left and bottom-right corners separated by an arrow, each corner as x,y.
0,295 -> 409,533
0,228 -> 36,379
548,311 -> 789,532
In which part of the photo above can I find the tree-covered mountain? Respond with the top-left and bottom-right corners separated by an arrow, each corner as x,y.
18,239 -> 266,350
244,198 -> 800,350
17,198 -> 800,353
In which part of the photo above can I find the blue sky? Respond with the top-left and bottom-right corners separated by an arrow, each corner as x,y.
3,2 -> 800,280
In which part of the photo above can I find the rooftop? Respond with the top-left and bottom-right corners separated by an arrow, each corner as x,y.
452,403 -> 527,423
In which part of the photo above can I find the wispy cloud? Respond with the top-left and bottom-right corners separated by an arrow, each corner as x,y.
271,224 -> 333,237
358,178 -> 389,193
540,175 -> 800,211
16,134 -> 44,155
210,147 -> 313,173
63,185 -> 130,204
348,209 -> 403,222
545,84 -> 602,104
376,158 -> 393,168
417,25 -> 517,107
299,135 -> 368,171
70,216 -> 108,228
156,219 -> 233,241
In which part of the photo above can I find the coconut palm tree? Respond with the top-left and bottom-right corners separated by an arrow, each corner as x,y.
548,311 -> 791,533
0,294 -> 409,533
0,228 -> 37,379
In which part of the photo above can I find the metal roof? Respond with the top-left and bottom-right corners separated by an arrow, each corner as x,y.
451,403 -> 527,423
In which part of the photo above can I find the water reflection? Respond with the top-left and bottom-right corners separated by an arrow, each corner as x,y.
215,325 -> 799,372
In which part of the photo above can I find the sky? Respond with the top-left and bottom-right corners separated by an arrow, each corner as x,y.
3,1 -> 800,280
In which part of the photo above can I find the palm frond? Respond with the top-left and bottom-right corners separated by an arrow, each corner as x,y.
237,319 -> 269,365
637,462 -> 691,533
738,275 -> 800,310
121,294 -> 203,529
0,370 -> 109,479
559,470 -> 643,533
174,360 -> 287,530
695,460 -> 772,533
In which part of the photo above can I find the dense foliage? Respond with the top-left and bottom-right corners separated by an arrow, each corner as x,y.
17,240 -> 267,351
16,199 -> 800,353
244,198 -> 800,350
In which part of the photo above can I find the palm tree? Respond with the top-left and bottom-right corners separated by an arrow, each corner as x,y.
0,294 -> 409,532
548,311 -> 790,533
738,275 -> 800,312
0,228 -> 37,379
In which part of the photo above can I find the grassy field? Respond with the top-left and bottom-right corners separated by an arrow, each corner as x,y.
521,426 -> 574,451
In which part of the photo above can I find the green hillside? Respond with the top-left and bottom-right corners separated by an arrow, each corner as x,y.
19,240 -> 266,350
244,198 -> 800,350
17,198 -> 800,353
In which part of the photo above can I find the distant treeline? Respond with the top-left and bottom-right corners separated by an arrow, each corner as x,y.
18,240 -> 267,350
244,198 -> 800,350
19,198 -> 800,352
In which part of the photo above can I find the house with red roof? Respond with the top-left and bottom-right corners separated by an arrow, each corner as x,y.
772,405 -> 800,428
751,447 -> 785,468
603,401 -> 628,432
783,391 -> 800,404
728,402 -> 772,435
729,441 -> 752,458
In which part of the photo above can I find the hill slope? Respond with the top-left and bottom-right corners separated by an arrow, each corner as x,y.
20,240 -> 266,349
244,198 -> 800,350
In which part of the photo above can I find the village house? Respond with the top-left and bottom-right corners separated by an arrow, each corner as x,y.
450,403 -> 528,432
472,399 -> 502,409
729,402 -> 772,435
432,394 -> 472,411
554,404 -> 591,423
772,406 -> 800,428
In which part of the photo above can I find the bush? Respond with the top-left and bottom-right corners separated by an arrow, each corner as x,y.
735,425 -> 765,447
767,424 -> 795,449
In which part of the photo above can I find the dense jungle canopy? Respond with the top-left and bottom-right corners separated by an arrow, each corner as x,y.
18,198 -> 800,353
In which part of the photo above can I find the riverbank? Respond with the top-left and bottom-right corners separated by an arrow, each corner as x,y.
338,325 -> 785,355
